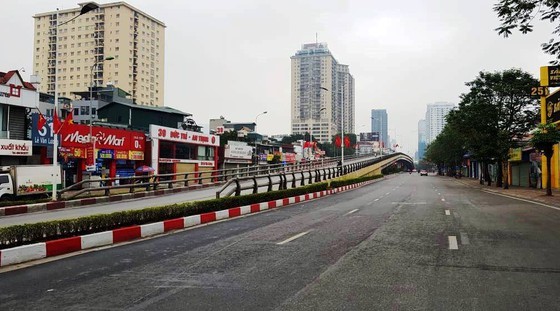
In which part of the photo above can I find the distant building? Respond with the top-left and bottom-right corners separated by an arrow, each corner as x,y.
425,102 -> 455,144
33,2 -> 166,106
71,85 -> 133,125
290,42 -> 355,143
97,102 -> 192,132
371,109 -> 388,148
417,119 -> 426,161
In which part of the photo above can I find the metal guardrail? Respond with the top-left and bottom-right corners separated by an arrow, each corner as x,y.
215,156 -> 384,198
57,155 -> 367,200
53,153 -> 410,201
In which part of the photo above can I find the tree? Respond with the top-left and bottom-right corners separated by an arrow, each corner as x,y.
530,122 -> 560,195
281,134 -> 305,145
456,69 -> 539,188
494,0 -> 560,64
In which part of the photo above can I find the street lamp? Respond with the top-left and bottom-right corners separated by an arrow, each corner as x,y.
89,56 -> 114,169
51,2 -> 99,201
254,111 -> 267,133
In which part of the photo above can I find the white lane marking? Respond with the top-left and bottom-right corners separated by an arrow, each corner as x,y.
438,193 -> 441,195
445,210 -> 451,216
481,190 -> 560,212
448,236 -> 459,250
344,209 -> 359,216
385,192 -> 390,195
277,231 -> 310,245
460,232 -> 470,245
374,198 -> 380,201
441,198 -> 446,202
391,202 -> 426,205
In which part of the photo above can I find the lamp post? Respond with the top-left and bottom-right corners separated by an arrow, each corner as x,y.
254,111 -> 267,133
89,56 -> 114,168
340,83 -> 345,166
51,2 -> 99,201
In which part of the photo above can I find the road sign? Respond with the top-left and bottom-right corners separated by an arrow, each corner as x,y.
540,66 -> 560,87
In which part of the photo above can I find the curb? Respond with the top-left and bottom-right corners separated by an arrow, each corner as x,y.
0,181 -> 376,268
0,182 -> 222,217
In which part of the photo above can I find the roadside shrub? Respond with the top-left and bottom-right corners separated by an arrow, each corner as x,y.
330,175 -> 383,188
0,182 -> 328,249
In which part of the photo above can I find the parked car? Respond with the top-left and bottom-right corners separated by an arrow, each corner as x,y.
420,170 -> 428,176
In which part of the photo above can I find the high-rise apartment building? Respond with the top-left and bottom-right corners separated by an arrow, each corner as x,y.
417,119 -> 426,161
425,102 -> 455,144
371,109 -> 388,148
33,2 -> 165,106
290,42 -> 355,143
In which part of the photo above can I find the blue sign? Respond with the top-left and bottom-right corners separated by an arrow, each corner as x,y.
31,113 -> 54,146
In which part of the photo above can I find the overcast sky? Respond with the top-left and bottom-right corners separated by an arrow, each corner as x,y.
2,0 -> 555,157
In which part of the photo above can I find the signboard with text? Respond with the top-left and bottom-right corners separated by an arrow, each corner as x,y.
541,66 -> 560,87
0,139 -> 32,156
31,113 -> 54,146
150,124 -> 219,147
61,124 -> 145,153
545,88 -> 560,123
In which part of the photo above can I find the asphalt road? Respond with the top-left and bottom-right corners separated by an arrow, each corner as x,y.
1,173 -> 559,310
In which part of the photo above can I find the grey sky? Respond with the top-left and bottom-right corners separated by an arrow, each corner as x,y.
2,0 -> 555,157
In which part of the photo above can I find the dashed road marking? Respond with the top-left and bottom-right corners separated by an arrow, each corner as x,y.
448,236 -> 459,250
277,231 -> 310,245
385,192 -> 390,196
445,210 -> 451,216
374,198 -> 379,201
345,209 -> 359,216
441,198 -> 446,202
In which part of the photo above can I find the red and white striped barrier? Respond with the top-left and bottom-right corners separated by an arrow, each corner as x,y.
0,181 -> 377,267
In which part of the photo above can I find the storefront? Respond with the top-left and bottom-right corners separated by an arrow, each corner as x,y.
59,124 -> 145,185
150,125 -> 219,181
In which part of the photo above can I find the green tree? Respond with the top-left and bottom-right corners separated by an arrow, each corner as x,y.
281,134 -> 305,144
530,122 -> 560,195
424,123 -> 467,176
494,0 -> 560,64
456,69 -> 539,188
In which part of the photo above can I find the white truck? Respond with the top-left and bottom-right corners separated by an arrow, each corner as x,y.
0,165 -> 62,200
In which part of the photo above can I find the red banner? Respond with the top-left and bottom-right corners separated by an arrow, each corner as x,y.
61,124 -> 145,151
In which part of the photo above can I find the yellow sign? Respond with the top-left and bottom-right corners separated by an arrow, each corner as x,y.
266,154 -> 274,161
508,148 -> 522,162
540,66 -> 560,87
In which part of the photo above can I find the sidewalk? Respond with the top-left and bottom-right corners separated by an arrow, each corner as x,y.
452,176 -> 560,208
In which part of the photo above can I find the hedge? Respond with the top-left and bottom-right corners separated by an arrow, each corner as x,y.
0,182 -> 328,249
0,175 -> 383,249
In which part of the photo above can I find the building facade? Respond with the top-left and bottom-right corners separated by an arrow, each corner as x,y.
290,42 -> 355,143
33,1 -> 165,106
371,109 -> 388,148
425,102 -> 455,144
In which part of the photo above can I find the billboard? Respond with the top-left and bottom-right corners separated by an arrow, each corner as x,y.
360,132 -> 379,142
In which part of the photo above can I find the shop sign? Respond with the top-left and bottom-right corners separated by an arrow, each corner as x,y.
258,154 -> 267,161
115,150 -> 128,160
61,124 -> 145,151
224,144 -> 253,160
159,158 -> 214,167
266,154 -> 274,161
540,66 -> 560,87
60,147 -> 86,159
545,88 -> 560,123
508,148 -> 522,162
98,149 -> 114,159
129,150 -> 144,160
0,139 -> 32,156
31,113 -> 54,146
86,147 -> 94,165
150,124 -> 219,147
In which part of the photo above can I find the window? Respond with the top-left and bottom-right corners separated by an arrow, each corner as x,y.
0,175 -> 9,184
80,106 -> 90,115
91,108 -> 97,115
74,108 -> 79,116
9,85 -> 21,97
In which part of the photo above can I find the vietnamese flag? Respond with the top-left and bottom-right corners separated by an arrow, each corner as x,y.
344,136 -> 350,148
335,135 -> 341,147
53,110 -> 62,134
64,110 -> 74,126
36,112 -> 47,131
